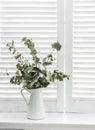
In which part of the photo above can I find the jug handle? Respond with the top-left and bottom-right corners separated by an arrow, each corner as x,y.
21,87 -> 31,106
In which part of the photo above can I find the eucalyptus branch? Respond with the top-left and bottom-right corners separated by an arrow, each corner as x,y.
6,40 -> 24,64
6,37 -> 69,89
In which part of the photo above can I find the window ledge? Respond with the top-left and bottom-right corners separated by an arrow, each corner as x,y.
0,113 -> 95,130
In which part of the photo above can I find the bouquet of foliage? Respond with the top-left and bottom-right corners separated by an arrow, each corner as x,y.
6,37 -> 69,89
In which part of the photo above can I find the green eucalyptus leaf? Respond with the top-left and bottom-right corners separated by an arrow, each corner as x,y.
22,37 -> 27,42
43,61 -> 52,66
16,63 -> 21,70
30,49 -> 37,55
33,55 -> 40,63
51,42 -> 61,51
15,53 -> 21,59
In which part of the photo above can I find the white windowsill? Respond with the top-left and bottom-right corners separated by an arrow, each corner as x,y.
0,113 -> 95,130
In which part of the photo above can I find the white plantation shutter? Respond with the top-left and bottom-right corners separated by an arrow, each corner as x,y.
65,0 -> 95,112
0,0 -> 59,112
72,0 -> 95,99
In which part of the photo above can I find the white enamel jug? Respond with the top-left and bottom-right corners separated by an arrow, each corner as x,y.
21,88 -> 45,120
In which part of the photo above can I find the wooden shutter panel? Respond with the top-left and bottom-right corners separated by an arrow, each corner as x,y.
65,0 -> 95,112
72,0 -> 95,99
0,0 -> 57,112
